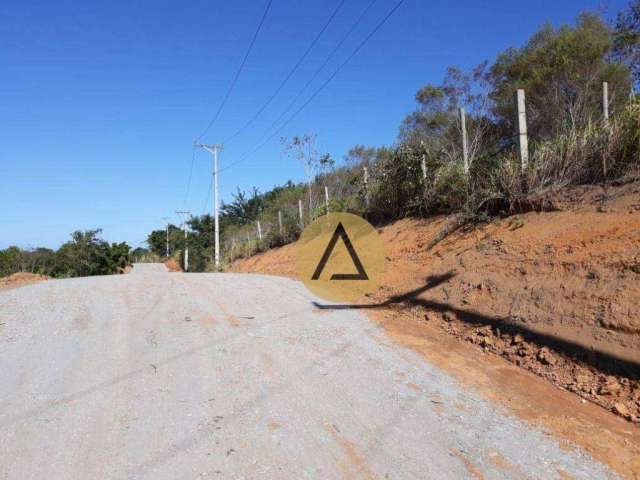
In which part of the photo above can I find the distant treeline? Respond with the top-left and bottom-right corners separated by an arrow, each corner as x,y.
147,5 -> 640,272
0,230 -> 131,278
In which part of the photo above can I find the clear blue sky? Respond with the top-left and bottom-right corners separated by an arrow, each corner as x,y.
0,0 -> 629,249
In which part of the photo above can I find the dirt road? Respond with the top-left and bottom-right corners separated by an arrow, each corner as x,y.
0,264 -> 620,478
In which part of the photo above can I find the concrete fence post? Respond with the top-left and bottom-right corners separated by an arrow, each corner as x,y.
603,81 -> 609,126
278,210 -> 283,236
324,186 -> 329,213
298,199 -> 304,229
257,221 -> 262,241
460,107 -> 469,174
515,89 -> 529,169
363,166 -> 370,208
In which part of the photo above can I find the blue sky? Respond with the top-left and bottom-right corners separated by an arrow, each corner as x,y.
0,0 -> 629,249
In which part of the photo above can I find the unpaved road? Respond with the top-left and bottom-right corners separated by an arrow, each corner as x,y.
0,264 -> 620,479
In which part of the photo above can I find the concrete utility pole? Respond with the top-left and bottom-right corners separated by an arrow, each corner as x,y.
421,155 -> 427,182
514,89 -> 529,169
175,210 -> 191,272
257,221 -> 262,241
602,82 -> 609,126
161,217 -> 171,258
460,107 -> 469,174
194,143 -> 224,269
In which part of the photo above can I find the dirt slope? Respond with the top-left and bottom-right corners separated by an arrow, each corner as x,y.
0,272 -> 49,291
230,183 -> 640,421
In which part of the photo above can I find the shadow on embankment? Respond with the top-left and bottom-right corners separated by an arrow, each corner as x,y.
313,272 -> 640,380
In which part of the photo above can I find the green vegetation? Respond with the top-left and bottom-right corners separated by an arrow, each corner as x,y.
0,230 -> 131,278
148,5 -> 639,272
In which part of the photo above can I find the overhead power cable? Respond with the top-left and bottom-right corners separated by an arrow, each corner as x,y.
252,0 -> 379,147
217,0 -> 406,175
223,0 -> 346,144
183,145 -> 197,205
195,0 -> 273,142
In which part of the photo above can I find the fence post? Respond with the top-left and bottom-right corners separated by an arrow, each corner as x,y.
278,210 -> 283,236
257,221 -> 262,241
363,166 -> 370,208
298,199 -> 304,228
603,81 -> 609,126
324,186 -> 330,213
460,107 -> 469,174
515,89 -> 529,169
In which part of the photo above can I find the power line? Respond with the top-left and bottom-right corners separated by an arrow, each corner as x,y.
223,0 -> 346,145
251,0 -> 379,147
183,145 -> 197,205
195,0 -> 273,142
218,0 -> 406,175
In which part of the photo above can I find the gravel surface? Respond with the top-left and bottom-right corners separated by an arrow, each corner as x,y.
0,264 -> 620,479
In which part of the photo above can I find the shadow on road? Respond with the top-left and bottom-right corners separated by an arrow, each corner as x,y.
313,272 -> 640,380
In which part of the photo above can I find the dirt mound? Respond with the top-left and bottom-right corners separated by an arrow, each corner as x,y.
164,258 -> 182,272
230,183 -> 640,424
0,272 -> 50,291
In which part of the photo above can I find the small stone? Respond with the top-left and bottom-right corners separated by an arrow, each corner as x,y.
480,336 -> 494,347
613,402 -> 629,417
599,377 -> 622,395
537,347 -> 557,366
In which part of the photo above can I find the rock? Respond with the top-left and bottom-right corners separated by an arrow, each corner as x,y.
575,373 -> 592,384
480,336 -> 493,347
512,334 -> 524,345
477,325 -> 492,337
537,347 -> 557,366
613,402 -> 629,417
599,377 -> 622,395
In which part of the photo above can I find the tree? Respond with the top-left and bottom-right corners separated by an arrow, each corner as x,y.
614,0 -> 640,85
53,230 -> 130,277
399,65 -> 496,171
221,188 -> 263,225
281,133 -> 332,219
146,224 -> 180,258
487,13 -> 632,139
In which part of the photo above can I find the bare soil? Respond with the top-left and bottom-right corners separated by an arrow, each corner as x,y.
0,272 -> 49,291
229,182 -> 640,477
164,258 -> 182,272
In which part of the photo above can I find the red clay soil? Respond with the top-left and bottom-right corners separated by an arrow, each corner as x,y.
0,272 -> 49,291
230,182 -> 640,478
164,258 -> 182,272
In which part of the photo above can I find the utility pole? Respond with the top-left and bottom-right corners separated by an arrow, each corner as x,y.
161,217 -> 171,258
194,142 -> 224,269
175,210 -> 191,272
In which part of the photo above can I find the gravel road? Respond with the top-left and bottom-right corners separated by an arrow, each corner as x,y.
0,264 -> 619,479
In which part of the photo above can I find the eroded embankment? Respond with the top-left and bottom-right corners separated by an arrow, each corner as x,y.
230,182 -> 640,424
